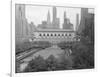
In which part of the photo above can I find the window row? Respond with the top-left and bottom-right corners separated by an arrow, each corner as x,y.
39,33 -> 72,37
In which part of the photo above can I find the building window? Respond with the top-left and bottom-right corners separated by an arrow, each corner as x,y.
43,34 -> 45,36
62,34 -> 64,36
58,34 -> 60,36
47,34 -> 49,36
65,34 -> 67,36
55,34 -> 56,36
39,34 -> 42,36
51,34 -> 53,36
69,34 -> 71,36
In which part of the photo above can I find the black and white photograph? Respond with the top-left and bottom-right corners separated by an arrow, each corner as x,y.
15,4 -> 94,73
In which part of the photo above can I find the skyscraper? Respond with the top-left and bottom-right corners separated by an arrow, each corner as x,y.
64,11 -> 67,19
47,10 -> 51,25
52,6 -> 59,29
15,4 -> 25,36
15,4 -> 30,43
76,13 -> 79,31
52,6 -> 57,23
63,11 -> 68,24
46,10 -> 52,29
78,8 -> 88,33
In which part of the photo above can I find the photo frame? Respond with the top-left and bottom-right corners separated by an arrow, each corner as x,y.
11,0 -> 95,77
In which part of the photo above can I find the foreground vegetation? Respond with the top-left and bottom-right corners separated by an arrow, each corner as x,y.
23,54 -> 73,72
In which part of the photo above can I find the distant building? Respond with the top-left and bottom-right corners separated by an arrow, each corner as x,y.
52,6 -> 60,29
78,8 -> 89,33
33,29 -> 76,43
76,13 -> 79,31
84,13 -> 94,37
15,4 -> 30,43
46,11 -> 52,29
15,4 -> 28,37
15,4 -> 36,43
63,11 -> 73,30
52,6 -> 57,24
29,22 -> 36,35
37,7 -> 60,29
55,18 -> 60,28
37,21 -> 47,29
47,11 -> 51,25
77,8 -> 94,34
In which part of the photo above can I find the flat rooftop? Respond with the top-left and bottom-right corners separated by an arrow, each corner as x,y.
35,29 -> 75,32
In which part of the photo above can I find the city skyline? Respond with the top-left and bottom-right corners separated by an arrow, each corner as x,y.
25,5 -> 94,30
25,5 -> 81,30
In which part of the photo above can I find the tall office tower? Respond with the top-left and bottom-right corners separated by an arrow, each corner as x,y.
63,11 -> 67,29
15,4 -> 29,43
52,6 -> 59,29
78,8 -> 88,33
52,6 -> 57,23
15,4 -> 29,37
47,11 -> 51,25
76,13 -> 79,31
15,4 -> 24,36
64,11 -> 66,19
63,11 -> 67,24
47,10 -> 51,29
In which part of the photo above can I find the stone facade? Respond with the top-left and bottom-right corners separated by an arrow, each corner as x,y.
32,29 -> 75,43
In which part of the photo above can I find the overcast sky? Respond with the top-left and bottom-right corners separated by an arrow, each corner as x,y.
25,5 -> 94,29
